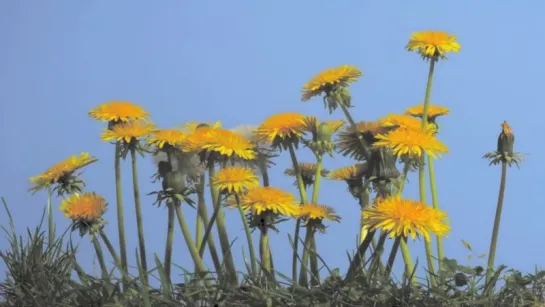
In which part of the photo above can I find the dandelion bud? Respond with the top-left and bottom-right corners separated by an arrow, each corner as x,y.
317,122 -> 333,143
162,171 -> 186,194
496,121 -> 514,156
338,86 -> 352,107
158,161 -> 173,176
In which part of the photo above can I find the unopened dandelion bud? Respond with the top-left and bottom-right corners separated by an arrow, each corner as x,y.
317,123 -> 333,143
497,121 -> 514,156
158,161 -> 173,176
162,171 -> 186,194
339,86 -> 352,107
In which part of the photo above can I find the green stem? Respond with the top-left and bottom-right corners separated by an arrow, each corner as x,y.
298,226 -> 313,286
174,203 -> 209,277
92,235 -> 108,278
260,226 -> 271,275
130,148 -> 148,284
164,202 -> 175,281
384,236 -> 401,278
288,143 -> 308,283
259,159 -> 270,187
208,165 -> 238,285
419,59 -> 437,287
195,189 -> 204,272
309,234 -> 320,286
47,185 -> 54,247
114,141 -> 128,288
399,238 -> 416,286
235,194 -> 257,278
345,230 -> 376,280
311,155 -> 323,204
486,161 -> 508,285
428,157 -> 445,279
196,175 -> 222,274
369,233 -> 387,279
397,163 -> 411,196
358,189 -> 370,262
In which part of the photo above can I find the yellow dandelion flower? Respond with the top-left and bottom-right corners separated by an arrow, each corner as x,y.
212,167 -> 259,195
378,114 -> 424,131
302,65 -> 362,101
59,192 -> 106,222
181,121 -> 222,133
362,197 -> 450,241
89,101 -> 150,123
297,204 -> 340,223
198,129 -> 256,160
405,104 -> 450,121
406,31 -> 461,60
501,120 -> 513,136
181,125 -> 223,152
237,187 -> 300,217
30,153 -> 98,189
373,128 -> 448,159
100,120 -> 157,143
148,129 -> 188,149
256,112 -> 307,148
327,163 -> 367,181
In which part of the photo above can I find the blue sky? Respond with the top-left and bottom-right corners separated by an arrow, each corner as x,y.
1,1 -> 544,284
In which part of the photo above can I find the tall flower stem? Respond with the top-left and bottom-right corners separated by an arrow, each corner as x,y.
196,175 -> 222,274
419,59 -> 438,287
164,152 -> 175,282
288,143 -> 308,283
114,141 -> 128,288
428,157 -> 445,277
486,161 -> 508,285
130,148 -> 148,284
174,203 -> 209,278
208,165 -> 238,285
164,202 -> 175,282
384,237 -> 401,278
235,194 -> 257,278
298,225 -> 313,286
259,159 -> 270,187
47,185 -> 54,247
399,238 -> 416,286
91,235 -> 108,278
308,154 -> 324,285
259,224 -> 272,276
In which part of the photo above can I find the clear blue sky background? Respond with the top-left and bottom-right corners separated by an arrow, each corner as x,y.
1,1 -> 543,284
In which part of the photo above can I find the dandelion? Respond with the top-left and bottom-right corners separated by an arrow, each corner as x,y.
406,31 -> 461,61
374,128 -> 448,159
285,163 -> 329,188
378,114 -> 435,132
101,120 -> 157,144
298,204 -> 340,224
405,104 -> 450,123
59,192 -> 107,223
336,121 -> 390,160
255,112 -> 307,150
148,129 -> 188,150
212,166 -> 259,195
89,101 -> 150,123
302,65 -> 362,102
237,186 -> 300,217
362,197 -> 450,241
29,152 -> 97,193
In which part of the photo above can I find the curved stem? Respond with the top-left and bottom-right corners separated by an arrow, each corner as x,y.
47,185 -> 54,247
208,165 -> 238,285
130,148 -> 148,283
418,59 -> 437,287
428,157 -> 445,279
195,175 -> 222,274
174,203 -> 209,277
298,226 -> 313,286
384,236 -> 401,278
235,194 -> 257,278
92,235 -> 108,278
309,234 -> 319,286
399,238 -> 416,286
486,161 -> 508,285
288,143 -> 308,283
164,202 -> 175,281
114,141 -> 128,289
260,227 -> 271,276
